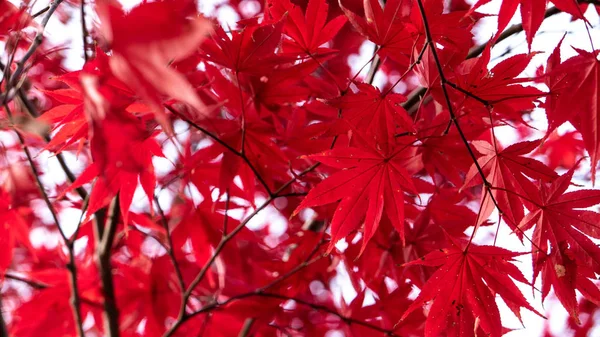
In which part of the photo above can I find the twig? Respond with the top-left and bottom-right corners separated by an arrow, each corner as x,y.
65,244 -> 85,337
235,72 -> 248,157
260,293 -> 401,335
256,252 -> 326,293
413,0 -> 551,256
165,223 -> 327,337
222,190 -> 230,235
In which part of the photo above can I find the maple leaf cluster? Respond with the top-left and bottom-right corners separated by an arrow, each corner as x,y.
0,0 -> 600,336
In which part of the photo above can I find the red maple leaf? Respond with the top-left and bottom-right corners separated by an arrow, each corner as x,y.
535,131 -> 585,170
294,131 -> 418,251
266,0 -> 347,55
339,0 -> 415,66
469,0 -> 587,48
448,49 -> 545,121
463,139 -> 557,227
327,83 -> 414,145
200,18 -> 287,74
61,109 -> 164,226
518,165 -> 600,319
545,48 -> 600,181
401,236 -> 541,337
95,0 -> 212,127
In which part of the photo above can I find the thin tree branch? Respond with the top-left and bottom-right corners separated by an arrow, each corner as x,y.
0,294 -> 9,337
14,87 -> 89,201
5,273 -> 49,289
237,318 -> 255,337
3,103 -> 86,337
164,225 -> 327,337
0,60 -> 90,201
365,54 -> 381,85
154,195 -> 185,293
222,190 -> 230,235
2,0 -> 64,104
235,72 -> 249,157
166,105 -> 274,197
412,0 -> 552,255
413,0 -> 502,245
32,5 -> 50,18
163,162 -> 321,337
401,4 -> 570,113
182,291 -> 403,337
260,293 -> 401,335
65,244 -> 86,337
256,251 -> 326,293
80,0 -> 89,63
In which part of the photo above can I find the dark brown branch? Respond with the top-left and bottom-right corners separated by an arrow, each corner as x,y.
413,0 -> 489,192
363,0 -> 388,85
445,81 -> 490,107
95,197 -> 121,337
235,72 -> 249,158
165,224 -> 326,337
222,190 -> 230,235
65,245 -> 85,337
256,253 -> 326,294
260,293 -> 401,336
